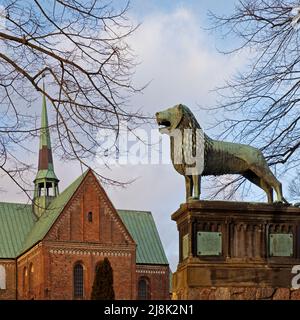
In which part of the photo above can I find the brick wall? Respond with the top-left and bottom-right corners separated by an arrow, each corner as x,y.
46,172 -> 134,247
0,260 -> 16,299
136,265 -> 170,300
17,244 -> 44,300
42,244 -> 136,300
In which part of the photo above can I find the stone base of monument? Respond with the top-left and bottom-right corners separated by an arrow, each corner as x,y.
171,201 -> 300,300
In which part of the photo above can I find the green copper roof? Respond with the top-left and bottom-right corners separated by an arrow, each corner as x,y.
118,210 -> 169,265
0,202 -> 36,258
40,92 -> 51,149
35,168 -> 58,181
22,170 -> 88,254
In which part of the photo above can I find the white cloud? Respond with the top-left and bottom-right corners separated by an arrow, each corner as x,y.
128,8 -> 245,114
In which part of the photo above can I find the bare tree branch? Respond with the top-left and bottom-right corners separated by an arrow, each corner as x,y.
0,0 -> 149,199
207,0 -> 300,199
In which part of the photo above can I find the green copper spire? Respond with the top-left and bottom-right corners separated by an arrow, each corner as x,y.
33,87 -> 59,217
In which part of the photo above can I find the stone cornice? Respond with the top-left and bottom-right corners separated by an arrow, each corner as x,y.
44,240 -> 135,251
136,264 -> 169,274
49,247 -> 132,257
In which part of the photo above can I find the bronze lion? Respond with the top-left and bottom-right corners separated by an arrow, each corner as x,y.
156,104 -> 286,203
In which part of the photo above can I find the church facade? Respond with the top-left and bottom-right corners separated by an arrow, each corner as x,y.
0,94 -> 169,300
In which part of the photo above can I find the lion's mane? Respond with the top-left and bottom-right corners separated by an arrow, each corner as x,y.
170,106 -> 213,176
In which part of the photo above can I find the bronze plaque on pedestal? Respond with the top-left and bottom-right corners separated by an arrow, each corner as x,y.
197,231 -> 222,256
269,233 -> 293,257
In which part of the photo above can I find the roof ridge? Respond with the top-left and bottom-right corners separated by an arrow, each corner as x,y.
117,209 -> 152,214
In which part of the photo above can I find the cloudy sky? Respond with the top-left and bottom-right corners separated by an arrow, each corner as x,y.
104,0 -> 246,270
1,0 -> 250,271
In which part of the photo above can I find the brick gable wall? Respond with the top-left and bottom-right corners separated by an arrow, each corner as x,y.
14,171 -> 137,299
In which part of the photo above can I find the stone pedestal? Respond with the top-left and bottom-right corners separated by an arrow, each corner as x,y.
171,201 -> 300,300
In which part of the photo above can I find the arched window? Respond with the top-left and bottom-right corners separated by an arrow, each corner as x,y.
88,211 -> 93,222
138,277 -> 150,300
73,263 -> 84,299
0,265 -> 6,290
29,263 -> 34,293
23,267 -> 27,296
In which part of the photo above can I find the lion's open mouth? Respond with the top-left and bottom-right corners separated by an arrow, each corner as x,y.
158,120 -> 171,129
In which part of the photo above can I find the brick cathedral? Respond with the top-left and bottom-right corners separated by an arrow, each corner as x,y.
0,94 -> 170,300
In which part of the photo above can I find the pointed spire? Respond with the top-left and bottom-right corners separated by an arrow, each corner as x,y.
36,83 -> 57,179
33,84 -> 59,217
39,83 -> 52,151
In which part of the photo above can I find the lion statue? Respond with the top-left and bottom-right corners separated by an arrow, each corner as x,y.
156,104 -> 287,203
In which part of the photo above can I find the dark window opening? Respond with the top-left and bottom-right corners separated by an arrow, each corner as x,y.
138,277 -> 150,300
73,263 -> 84,298
88,212 -> 93,222
29,263 -> 34,294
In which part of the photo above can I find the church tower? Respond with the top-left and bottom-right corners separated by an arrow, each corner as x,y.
33,90 -> 59,217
